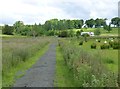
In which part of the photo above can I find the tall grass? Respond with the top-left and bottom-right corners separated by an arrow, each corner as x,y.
58,39 -> 118,87
2,37 -> 51,87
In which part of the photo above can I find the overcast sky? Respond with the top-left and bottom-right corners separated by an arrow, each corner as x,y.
0,0 -> 119,25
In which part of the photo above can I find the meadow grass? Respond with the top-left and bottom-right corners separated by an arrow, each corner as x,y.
2,37 -> 52,87
57,38 -> 118,87
75,38 -> 118,72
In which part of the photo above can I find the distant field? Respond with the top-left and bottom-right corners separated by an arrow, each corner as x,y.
73,27 -> 118,36
74,38 -> 118,72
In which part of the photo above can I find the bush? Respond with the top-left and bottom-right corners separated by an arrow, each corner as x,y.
58,31 -> 68,37
2,25 -> 14,35
109,41 -> 114,47
76,30 -> 80,38
109,40 -> 120,49
113,45 -> 119,49
101,44 -> 110,49
98,39 -> 101,42
47,30 -> 54,36
91,43 -> 96,49
103,25 -> 112,32
79,41 -> 83,45
94,29 -> 101,36
68,30 -> 74,37
113,40 -> 119,49
106,58 -> 114,64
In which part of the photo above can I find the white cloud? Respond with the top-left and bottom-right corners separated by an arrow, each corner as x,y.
0,0 -> 119,25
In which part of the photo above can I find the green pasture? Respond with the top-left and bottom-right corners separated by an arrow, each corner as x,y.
72,38 -> 118,72
73,27 -> 118,36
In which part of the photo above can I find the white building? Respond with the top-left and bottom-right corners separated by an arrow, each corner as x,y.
81,32 -> 94,36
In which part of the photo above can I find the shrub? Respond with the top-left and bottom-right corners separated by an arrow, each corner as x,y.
82,33 -> 89,42
76,30 -> 80,38
58,30 -> 68,37
98,39 -> 101,42
103,25 -> 112,32
101,44 -> 110,49
110,40 -> 120,49
91,43 -> 96,49
47,30 -> 54,36
109,41 -> 114,47
79,41 -> 83,45
106,58 -> 114,64
68,30 -> 74,37
94,28 -> 101,36
112,41 -> 120,49
113,45 -> 119,49
2,25 -> 14,35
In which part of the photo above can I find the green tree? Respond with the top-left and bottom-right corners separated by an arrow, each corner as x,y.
21,25 -> 33,36
44,21 -> 52,31
85,19 -> 95,28
13,21 -> 24,34
66,20 -> 74,29
104,24 -> 112,33
58,20 -> 64,30
2,25 -> 13,35
32,23 -> 39,37
73,20 -> 84,29
58,30 -> 68,37
50,19 -> 58,30
111,17 -> 120,27
95,18 -> 106,28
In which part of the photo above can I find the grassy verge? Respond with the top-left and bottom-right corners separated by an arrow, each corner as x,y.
2,44 -> 49,87
54,46 -> 76,87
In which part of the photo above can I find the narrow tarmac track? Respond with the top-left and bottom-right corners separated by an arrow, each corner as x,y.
13,43 -> 56,87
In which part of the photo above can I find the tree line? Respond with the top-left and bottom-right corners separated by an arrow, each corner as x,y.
2,17 -> 120,36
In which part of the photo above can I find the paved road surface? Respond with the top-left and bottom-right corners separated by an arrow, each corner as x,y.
13,43 -> 56,87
